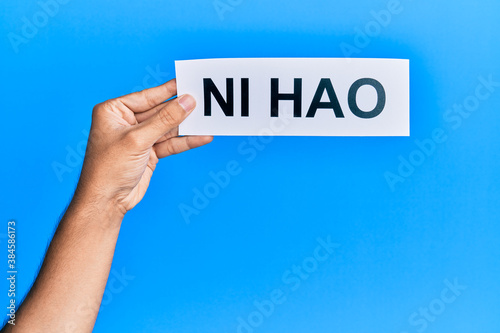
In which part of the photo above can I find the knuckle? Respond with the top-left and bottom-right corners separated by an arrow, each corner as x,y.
92,102 -> 104,117
158,108 -> 180,128
166,142 -> 179,156
164,80 -> 176,96
142,90 -> 158,109
92,100 -> 115,118
104,99 -> 122,111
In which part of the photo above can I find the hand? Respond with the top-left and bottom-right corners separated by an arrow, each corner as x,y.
76,79 -> 213,217
0,79 -> 213,333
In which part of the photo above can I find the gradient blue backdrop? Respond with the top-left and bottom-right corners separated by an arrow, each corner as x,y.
1,0 -> 500,332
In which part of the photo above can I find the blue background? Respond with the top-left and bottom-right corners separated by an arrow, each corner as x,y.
1,0 -> 500,332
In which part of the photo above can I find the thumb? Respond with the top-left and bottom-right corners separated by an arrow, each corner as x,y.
137,94 -> 196,145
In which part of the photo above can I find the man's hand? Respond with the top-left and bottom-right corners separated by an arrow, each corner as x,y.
76,78 -> 213,216
1,79 -> 212,333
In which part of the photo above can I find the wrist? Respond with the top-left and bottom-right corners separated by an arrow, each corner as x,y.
69,182 -> 126,231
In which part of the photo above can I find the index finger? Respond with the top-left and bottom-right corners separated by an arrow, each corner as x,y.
118,78 -> 177,113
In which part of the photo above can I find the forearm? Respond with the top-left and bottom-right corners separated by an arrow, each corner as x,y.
6,189 -> 124,333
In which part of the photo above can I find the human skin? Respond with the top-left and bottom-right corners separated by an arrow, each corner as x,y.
1,79 -> 212,332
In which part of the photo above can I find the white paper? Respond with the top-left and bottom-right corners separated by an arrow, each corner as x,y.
176,58 -> 409,136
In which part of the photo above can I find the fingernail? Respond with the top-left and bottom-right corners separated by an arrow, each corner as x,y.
178,94 -> 196,112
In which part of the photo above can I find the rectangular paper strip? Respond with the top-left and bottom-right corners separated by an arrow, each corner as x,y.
176,58 -> 409,136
